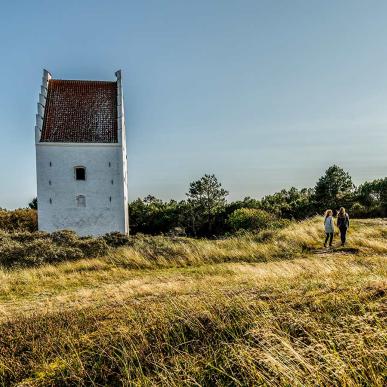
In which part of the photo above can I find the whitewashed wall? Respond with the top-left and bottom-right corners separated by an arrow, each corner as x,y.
36,143 -> 128,236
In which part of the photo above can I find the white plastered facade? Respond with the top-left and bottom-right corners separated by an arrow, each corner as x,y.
35,70 -> 129,236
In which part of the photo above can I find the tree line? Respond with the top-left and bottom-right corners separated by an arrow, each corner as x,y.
128,165 -> 387,237
24,164 -> 386,237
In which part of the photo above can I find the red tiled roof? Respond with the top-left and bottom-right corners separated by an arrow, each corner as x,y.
40,79 -> 118,143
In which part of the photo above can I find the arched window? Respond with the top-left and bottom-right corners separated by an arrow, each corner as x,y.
76,195 -> 86,207
74,166 -> 86,181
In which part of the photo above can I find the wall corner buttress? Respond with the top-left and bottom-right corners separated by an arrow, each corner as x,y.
115,69 -> 129,234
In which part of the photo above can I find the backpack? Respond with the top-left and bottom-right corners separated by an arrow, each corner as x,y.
338,214 -> 349,228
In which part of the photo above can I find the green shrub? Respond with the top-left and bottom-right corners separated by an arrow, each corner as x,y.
0,235 -> 23,267
0,233 -> 86,268
51,230 -> 109,257
103,232 -> 132,247
228,208 -> 275,232
77,238 -> 109,257
349,202 -> 384,218
7,230 -> 49,243
16,239 -> 85,266
50,230 -> 80,246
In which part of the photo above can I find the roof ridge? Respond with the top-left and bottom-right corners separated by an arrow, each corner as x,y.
50,79 -> 116,84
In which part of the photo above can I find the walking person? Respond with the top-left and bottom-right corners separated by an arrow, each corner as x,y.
324,209 -> 334,248
337,207 -> 350,246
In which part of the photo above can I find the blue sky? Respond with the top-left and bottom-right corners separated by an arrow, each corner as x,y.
1,0 -> 387,208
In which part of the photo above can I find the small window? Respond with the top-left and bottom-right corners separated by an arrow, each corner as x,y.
49,161 -> 52,167
49,198 -> 52,204
76,195 -> 86,207
75,167 -> 86,181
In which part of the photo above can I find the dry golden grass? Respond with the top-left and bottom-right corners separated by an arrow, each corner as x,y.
0,217 -> 386,385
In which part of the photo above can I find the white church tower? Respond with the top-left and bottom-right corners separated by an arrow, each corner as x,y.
35,70 -> 129,236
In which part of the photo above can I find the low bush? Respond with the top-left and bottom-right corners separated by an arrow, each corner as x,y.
0,230 -> 110,268
0,209 -> 37,232
77,238 -> 109,257
50,230 -> 80,245
103,232 -> 132,247
228,208 -> 276,231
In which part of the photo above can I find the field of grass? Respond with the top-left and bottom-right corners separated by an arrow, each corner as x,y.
0,217 -> 386,386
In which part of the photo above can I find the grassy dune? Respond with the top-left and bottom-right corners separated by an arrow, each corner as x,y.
0,218 -> 386,385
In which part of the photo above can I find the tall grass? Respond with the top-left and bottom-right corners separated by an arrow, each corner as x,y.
0,218 -> 386,385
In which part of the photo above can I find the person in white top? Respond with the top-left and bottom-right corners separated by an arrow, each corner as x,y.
324,209 -> 334,248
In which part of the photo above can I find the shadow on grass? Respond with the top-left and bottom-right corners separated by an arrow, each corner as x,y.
310,246 -> 360,255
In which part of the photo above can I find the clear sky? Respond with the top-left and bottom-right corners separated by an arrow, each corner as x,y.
1,0 -> 387,209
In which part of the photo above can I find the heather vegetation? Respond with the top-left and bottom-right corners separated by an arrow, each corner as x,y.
0,208 -> 37,232
0,229 -> 113,268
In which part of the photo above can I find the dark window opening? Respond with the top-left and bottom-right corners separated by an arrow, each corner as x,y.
108,162 -> 111,167
75,167 -> 86,181
49,180 -> 52,186
49,161 -> 52,167
49,198 -> 52,204
109,196 -> 112,202
111,179 -> 114,185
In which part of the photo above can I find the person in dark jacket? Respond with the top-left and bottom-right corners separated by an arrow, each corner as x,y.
337,207 -> 350,246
